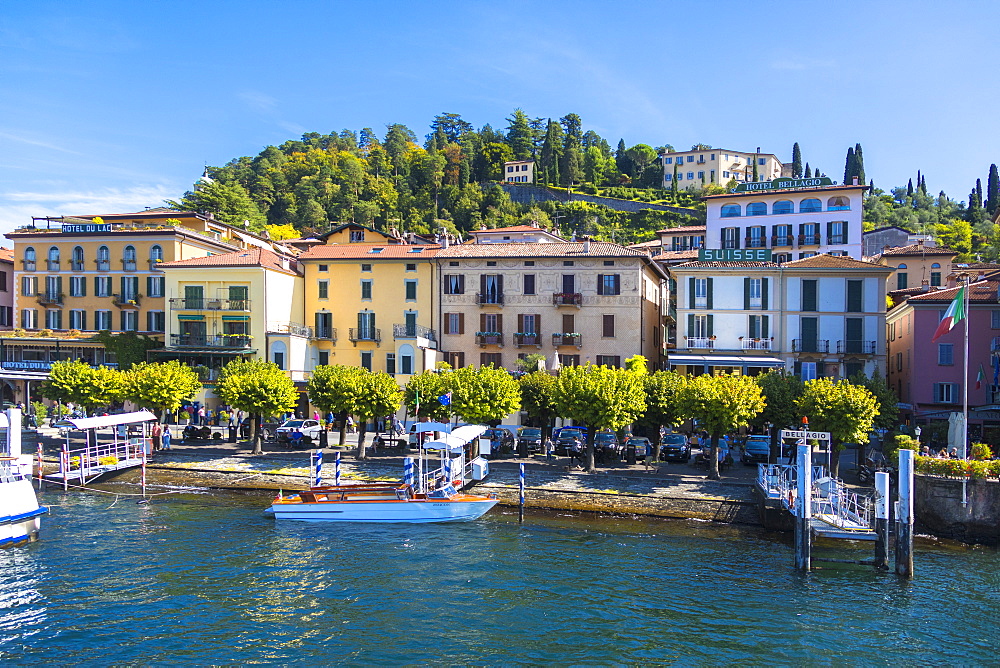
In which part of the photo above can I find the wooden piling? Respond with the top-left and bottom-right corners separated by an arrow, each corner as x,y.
794,443 -> 812,572
895,449 -> 914,578
874,471 -> 890,571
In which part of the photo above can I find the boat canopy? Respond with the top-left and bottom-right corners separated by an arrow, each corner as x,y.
421,425 -> 488,451
412,422 -> 452,434
62,410 -> 158,430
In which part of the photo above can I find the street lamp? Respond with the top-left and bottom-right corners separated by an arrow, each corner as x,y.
914,425 -> 922,444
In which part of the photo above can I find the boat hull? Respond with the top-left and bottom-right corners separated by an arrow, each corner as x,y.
0,478 -> 46,546
267,497 -> 499,523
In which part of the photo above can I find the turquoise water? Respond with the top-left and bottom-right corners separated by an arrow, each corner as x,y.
1,488 -> 998,664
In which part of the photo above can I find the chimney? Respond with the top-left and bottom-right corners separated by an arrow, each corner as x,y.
582,236 -> 591,253
883,245 -> 891,251
917,238 -> 924,247
920,279 -> 930,292
442,234 -> 449,249
280,257 -> 290,271
852,177 -> 859,185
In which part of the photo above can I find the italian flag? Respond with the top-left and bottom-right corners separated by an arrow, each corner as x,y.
976,364 -> 986,390
931,285 -> 966,343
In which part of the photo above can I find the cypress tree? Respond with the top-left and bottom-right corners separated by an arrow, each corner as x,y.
804,163 -> 811,178
854,143 -> 865,185
791,142 -> 802,178
987,164 -> 999,216
976,178 -> 984,209
920,175 -> 927,195
615,139 -> 628,174
907,179 -> 914,197
843,147 -> 856,184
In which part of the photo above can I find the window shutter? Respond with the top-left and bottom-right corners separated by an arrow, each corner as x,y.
762,315 -> 770,339
480,274 -> 487,296
480,314 -> 487,332
496,314 -> 503,333
517,314 -> 524,332
121,276 -> 127,296
794,361 -> 802,377
535,314 -> 541,335
688,277 -> 695,309
146,277 -> 153,296
842,223 -> 849,244
744,278 -> 751,309
55,276 -> 62,295
826,221 -> 833,243
707,314 -> 714,337
458,313 -> 464,334
721,228 -> 727,247
706,278 -> 713,310
597,274 -> 605,296
497,274 -> 504,296
687,314 -> 694,338
749,316 -> 759,339
762,278 -> 769,309
94,276 -> 100,295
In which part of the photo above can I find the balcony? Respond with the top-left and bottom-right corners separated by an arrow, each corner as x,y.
744,237 -> 767,249
552,333 -> 581,348
313,327 -> 337,341
22,260 -> 35,271
122,260 -> 137,271
36,292 -> 64,306
798,234 -> 820,246
476,292 -> 504,306
686,337 -> 714,350
71,262 -> 84,271
741,338 -> 772,351
149,259 -> 164,270
771,236 -> 792,247
113,294 -> 142,309
553,292 -> 583,307
829,235 -> 846,244
170,334 -> 253,349
475,332 -> 504,346
270,322 -> 313,338
95,260 -> 110,271
837,340 -> 877,354
348,328 -> 381,344
792,339 -> 829,353
513,333 -> 542,348
168,298 -> 251,311
46,260 -> 60,271
393,323 -> 437,342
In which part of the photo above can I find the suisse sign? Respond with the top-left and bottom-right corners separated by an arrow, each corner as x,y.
62,223 -> 112,233
732,176 -> 833,193
698,249 -> 772,262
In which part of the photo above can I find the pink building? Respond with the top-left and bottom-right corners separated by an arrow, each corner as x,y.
0,248 -> 13,329
887,274 -> 1000,449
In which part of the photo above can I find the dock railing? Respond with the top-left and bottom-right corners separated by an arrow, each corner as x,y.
59,438 -> 145,486
812,477 -> 873,530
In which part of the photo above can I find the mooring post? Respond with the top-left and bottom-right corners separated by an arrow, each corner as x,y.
140,446 -> 147,497
61,444 -> 68,492
313,450 -> 324,487
895,449 -> 915,579
794,443 -> 812,572
874,471 -> 890,570
36,440 -> 44,491
403,456 -> 414,488
334,451 -> 341,487
519,463 -> 525,523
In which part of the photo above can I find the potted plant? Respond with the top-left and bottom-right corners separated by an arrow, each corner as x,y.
219,410 -> 230,426
178,409 -> 191,425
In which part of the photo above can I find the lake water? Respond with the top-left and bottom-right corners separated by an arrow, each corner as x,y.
1,487 -> 998,664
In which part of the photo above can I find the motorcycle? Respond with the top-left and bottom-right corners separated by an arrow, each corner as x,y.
858,449 -> 896,485
183,425 -> 213,441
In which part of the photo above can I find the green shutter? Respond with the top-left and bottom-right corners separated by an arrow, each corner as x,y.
794,361 -> 802,377
762,315 -> 769,339
706,277 -> 713,310
687,314 -> 694,339
842,223 -> 849,244
707,314 -> 714,337
762,278 -> 769,309
688,277 -> 695,309
744,278 -> 751,310
826,221 -> 833,244
749,315 -> 758,339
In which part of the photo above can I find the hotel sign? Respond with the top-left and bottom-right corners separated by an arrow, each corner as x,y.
733,176 -> 833,193
698,249 -> 772,262
62,223 -> 112,233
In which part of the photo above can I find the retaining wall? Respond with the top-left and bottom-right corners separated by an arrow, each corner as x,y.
914,474 -> 1000,545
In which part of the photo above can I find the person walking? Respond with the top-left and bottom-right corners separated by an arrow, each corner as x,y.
570,437 -> 583,467
197,406 -> 206,425
161,426 -> 171,451
347,415 -> 355,434
151,422 -> 162,452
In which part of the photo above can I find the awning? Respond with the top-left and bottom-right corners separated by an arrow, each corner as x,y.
177,314 -> 204,321
422,425 -> 488,451
667,354 -> 785,367
64,410 -> 158,430
221,315 -> 249,321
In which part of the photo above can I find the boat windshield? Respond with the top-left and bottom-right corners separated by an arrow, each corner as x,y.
428,486 -> 457,499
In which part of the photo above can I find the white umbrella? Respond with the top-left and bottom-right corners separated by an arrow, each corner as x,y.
550,352 -> 561,372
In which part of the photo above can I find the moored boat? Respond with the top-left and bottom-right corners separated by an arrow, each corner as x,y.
0,408 -> 47,545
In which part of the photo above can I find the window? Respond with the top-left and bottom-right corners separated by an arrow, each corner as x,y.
559,354 -> 580,367
47,246 -> 60,271
722,171 -> 730,178
992,310 -> 1000,329
694,277 -> 708,308
595,355 -> 621,367
361,263 -> 372,272
799,223 -> 819,245
318,280 -> 329,299
45,309 -> 62,330
123,245 -> 136,271
480,353 -> 502,367
597,274 -> 620,296
722,227 -> 739,249
386,353 -> 397,375
0,271 -> 6,292
444,275 -> 465,295
897,272 -> 908,290
350,229 -> 365,242
445,312 -> 464,335
523,274 -> 536,295
800,198 -> 822,213
146,311 -> 164,332
687,172 -> 694,180
120,276 -> 139,300
481,313 -> 501,334
748,278 -> 762,308
801,279 -> 817,311
828,221 -> 846,244
602,314 -> 615,337
369,248 -> 383,254
772,200 -> 793,215
445,352 -> 465,368
23,247 -> 35,271
121,310 -> 137,332
691,314 -> 709,338
94,277 -> 112,297
827,196 -> 851,211
930,263 -> 942,287
896,352 -> 903,371
69,276 -> 86,297
520,314 -> 538,335
563,261 -> 574,267
686,156 -> 694,163
360,351 -> 372,371
748,314 -> 769,339
357,311 -> 376,339
747,226 -> 765,248
318,351 -> 329,367
480,274 -> 503,303
20,308 -> 37,329
665,157 -> 673,164
746,202 -> 767,216
758,157 -> 766,166
772,224 -> 792,246
94,310 -> 111,330
315,312 -> 333,339
846,279 -> 863,312
934,383 -> 957,403
938,343 -> 954,365
146,276 -> 164,298
96,246 -> 110,271
72,246 -> 85,271
361,280 -> 372,300
405,263 -> 416,271
800,362 -> 818,381
405,280 -> 417,301
21,276 -> 37,296
698,171 -> 704,181
665,174 -> 672,182
150,245 -> 163,263
400,345 -> 414,375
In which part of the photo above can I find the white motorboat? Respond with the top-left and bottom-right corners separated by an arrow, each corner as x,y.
0,408 -> 46,545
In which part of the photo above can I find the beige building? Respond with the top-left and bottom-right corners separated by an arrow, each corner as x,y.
662,149 -> 785,190
435,240 -> 667,370
869,241 -> 957,292
503,160 -> 535,184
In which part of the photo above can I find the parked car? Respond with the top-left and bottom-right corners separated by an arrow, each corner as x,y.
554,427 -> 586,455
624,436 -> 652,461
742,435 -> 771,465
659,433 -> 691,462
516,427 -> 543,453
240,417 -> 281,440
276,419 -> 323,446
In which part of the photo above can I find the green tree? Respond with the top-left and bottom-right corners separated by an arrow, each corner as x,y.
519,370 -> 556,430
446,365 -> 521,426
752,370 -> 804,461
854,143 -> 865,185
987,164 -> 1000,217
39,360 -> 124,416
354,371 -> 403,460
505,109 -> 535,160
848,370 -> 899,434
936,218 -> 973,259
551,363 -> 646,472
625,144 -> 657,179
791,142 -> 802,178
804,163 -> 811,178
92,331 -> 163,370
307,365 -> 365,446
404,370 -> 451,423
677,374 -> 765,480
124,361 -> 202,421
636,371 -> 686,451
797,377 -> 878,478
539,119 -> 564,186
843,147 -> 856,185
167,179 -> 267,231
215,359 -> 298,455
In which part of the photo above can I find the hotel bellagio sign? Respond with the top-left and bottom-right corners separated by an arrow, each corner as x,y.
698,249 -> 773,262
732,176 -> 834,193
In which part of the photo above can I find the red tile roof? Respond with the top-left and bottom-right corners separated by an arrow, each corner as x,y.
674,260 -> 777,269
0,248 -> 14,263
470,225 -> 549,234
437,242 -> 646,258
782,254 -> 891,270
873,243 -> 957,258
657,225 -> 706,234
908,278 -> 1000,303
299,244 -> 441,260
158,248 -> 297,273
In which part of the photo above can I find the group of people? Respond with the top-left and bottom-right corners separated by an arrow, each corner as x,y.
921,445 -> 962,459
180,405 -> 243,427
150,422 -> 171,451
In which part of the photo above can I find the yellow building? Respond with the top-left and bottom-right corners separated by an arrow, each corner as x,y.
4,208 -> 283,338
298,224 -> 441,380
869,241 -> 957,292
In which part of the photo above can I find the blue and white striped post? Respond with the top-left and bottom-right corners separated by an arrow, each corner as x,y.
519,463 -> 525,523
312,450 -> 323,487
444,456 -> 451,485
403,456 -> 414,488
335,451 -> 341,487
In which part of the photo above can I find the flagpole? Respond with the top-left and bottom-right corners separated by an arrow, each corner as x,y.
962,274 -> 969,461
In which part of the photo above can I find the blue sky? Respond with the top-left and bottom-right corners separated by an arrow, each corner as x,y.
1,0 -> 996,235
